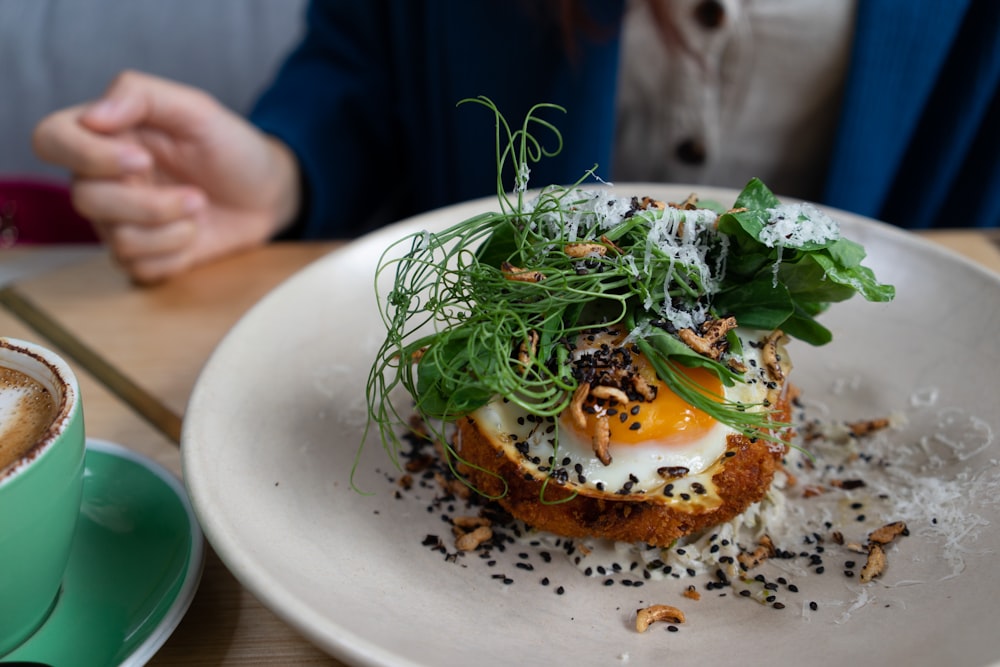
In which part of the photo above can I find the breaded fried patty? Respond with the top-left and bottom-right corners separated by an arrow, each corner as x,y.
454,393 -> 791,547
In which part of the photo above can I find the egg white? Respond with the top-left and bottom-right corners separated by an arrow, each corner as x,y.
469,329 -> 784,499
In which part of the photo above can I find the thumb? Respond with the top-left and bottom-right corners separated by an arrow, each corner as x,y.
80,70 -> 217,138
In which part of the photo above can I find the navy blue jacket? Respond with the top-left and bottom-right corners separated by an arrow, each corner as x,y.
251,0 -> 1000,237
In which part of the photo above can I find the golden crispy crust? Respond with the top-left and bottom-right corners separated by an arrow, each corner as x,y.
454,400 -> 790,547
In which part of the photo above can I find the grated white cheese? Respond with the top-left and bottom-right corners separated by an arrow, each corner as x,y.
759,203 -> 840,249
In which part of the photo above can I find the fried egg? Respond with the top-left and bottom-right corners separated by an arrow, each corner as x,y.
469,327 -> 789,505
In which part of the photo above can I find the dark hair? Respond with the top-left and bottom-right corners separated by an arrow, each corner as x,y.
523,0 -> 616,60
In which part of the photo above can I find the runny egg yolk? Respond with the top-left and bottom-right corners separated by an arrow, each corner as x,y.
562,358 -> 724,449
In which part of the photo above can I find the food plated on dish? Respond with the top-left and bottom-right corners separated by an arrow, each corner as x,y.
182,100 -> 1000,666
361,99 -> 912,631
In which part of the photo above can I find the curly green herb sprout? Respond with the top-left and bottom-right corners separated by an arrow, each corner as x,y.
359,97 -> 894,491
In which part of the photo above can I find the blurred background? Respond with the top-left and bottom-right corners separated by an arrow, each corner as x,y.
0,0 -> 306,179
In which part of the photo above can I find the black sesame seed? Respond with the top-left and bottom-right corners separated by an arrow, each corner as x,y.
809,601 -> 818,611
667,625 -> 679,633
541,577 -> 550,586
739,590 -> 752,597
773,602 -> 786,610
556,586 -> 565,595
629,422 -> 642,431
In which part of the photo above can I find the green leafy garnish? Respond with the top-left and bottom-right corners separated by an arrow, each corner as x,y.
360,97 -> 894,482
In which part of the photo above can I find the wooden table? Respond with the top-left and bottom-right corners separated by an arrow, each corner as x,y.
2,231 -> 999,665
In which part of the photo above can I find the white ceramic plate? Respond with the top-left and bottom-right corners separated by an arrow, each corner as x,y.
182,186 -> 1000,667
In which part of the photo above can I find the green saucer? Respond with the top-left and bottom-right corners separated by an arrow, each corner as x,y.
2,439 -> 203,666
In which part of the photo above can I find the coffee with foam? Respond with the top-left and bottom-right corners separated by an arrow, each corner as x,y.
0,366 -> 58,472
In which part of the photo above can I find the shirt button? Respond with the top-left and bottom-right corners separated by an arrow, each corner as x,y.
693,0 -> 726,29
676,138 -> 707,165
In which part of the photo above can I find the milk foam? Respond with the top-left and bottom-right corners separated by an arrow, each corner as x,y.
0,367 -> 57,471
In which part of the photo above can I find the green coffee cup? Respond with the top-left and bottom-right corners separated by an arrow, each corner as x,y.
0,338 -> 85,656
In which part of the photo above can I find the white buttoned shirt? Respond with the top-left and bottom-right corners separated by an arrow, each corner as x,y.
614,0 -> 857,202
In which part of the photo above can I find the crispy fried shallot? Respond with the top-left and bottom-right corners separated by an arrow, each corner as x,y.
564,242 -> 608,258
668,193 -> 698,210
501,261 -> 545,283
635,605 -> 686,633
860,543 -> 887,582
848,418 -> 892,437
599,234 -> 624,255
737,535 -> 776,571
590,385 -> 631,405
568,382 -> 591,430
515,330 -> 539,374
592,414 -> 612,466
761,329 -> 786,384
869,520 -> 908,545
679,316 -> 738,361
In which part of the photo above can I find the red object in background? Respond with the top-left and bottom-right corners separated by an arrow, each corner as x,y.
0,179 -> 100,246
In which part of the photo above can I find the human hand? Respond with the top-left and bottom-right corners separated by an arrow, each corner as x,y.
33,70 -> 301,284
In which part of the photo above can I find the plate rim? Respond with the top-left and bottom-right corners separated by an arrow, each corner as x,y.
181,184 -> 1000,666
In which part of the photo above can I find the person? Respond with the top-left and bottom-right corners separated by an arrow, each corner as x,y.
33,0 -> 1000,284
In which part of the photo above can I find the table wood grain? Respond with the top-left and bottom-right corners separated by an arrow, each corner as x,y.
2,230 -> 998,665
3,243 -> 343,666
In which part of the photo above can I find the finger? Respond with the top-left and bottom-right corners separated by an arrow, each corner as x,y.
104,217 -> 200,262
118,248 -> 198,286
71,180 -> 205,228
79,70 -> 218,139
33,107 -> 153,177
